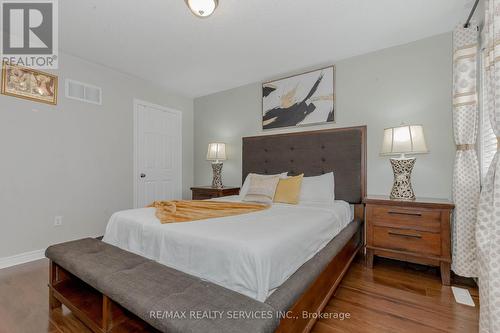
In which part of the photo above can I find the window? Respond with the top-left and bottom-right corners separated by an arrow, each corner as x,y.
480,50 -> 497,182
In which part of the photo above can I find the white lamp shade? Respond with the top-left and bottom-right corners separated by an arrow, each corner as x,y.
185,0 -> 218,17
207,143 -> 227,161
381,125 -> 429,155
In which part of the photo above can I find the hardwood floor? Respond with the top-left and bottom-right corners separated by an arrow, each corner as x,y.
312,257 -> 479,333
0,256 -> 478,333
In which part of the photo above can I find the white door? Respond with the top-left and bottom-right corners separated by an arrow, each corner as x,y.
134,100 -> 182,208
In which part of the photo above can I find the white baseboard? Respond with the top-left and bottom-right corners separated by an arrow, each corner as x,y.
0,234 -> 104,270
0,249 -> 46,270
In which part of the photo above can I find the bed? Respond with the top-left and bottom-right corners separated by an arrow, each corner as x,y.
47,126 -> 366,333
103,125 -> 367,332
103,197 -> 353,301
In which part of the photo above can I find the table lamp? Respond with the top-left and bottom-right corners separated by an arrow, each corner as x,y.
380,125 -> 429,200
207,143 -> 227,188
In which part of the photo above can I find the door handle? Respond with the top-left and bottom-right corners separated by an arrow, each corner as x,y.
140,173 -> 146,178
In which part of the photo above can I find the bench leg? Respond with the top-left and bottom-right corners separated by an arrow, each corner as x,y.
49,261 -> 62,309
102,295 -> 111,332
49,289 -> 62,309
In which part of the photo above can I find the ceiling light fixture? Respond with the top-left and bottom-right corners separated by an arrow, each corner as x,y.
185,0 -> 218,18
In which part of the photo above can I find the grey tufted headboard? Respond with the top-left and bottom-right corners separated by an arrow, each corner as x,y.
242,126 -> 367,204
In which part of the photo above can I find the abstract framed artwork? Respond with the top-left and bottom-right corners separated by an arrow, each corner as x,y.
1,62 -> 58,105
262,66 -> 335,130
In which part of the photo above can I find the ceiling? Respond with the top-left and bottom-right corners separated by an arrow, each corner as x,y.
59,0 -> 474,98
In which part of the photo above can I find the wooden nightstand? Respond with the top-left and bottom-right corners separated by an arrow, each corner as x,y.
364,195 -> 454,285
190,186 -> 240,200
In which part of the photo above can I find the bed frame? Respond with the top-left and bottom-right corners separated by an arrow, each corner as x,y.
242,126 -> 367,333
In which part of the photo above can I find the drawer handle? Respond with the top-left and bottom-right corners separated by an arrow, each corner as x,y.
388,231 -> 422,239
388,211 -> 422,217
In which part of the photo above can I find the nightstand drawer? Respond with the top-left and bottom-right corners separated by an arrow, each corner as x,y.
193,192 -> 219,200
372,226 -> 441,256
370,205 -> 441,232
191,186 -> 240,200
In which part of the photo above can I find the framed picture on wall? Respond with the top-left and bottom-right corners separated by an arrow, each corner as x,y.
262,66 -> 335,130
1,62 -> 58,105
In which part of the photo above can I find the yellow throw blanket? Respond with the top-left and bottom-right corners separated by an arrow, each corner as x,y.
149,200 -> 269,224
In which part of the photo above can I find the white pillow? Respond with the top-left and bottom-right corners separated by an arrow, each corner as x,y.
243,175 -> 280,204
240,172 -> 288,199
299,172 -> 335,204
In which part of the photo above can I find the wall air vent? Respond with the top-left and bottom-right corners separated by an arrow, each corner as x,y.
65,79 -> 102,105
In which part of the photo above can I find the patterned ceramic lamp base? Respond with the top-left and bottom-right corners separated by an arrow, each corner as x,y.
211,162 -> 223,189
390,158 -> 416,200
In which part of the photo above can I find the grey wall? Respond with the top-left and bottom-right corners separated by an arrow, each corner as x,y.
0,53 -> 193,258
194,33 -> 454,199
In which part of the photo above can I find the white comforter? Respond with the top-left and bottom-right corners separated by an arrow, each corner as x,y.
103,196 -> 352,301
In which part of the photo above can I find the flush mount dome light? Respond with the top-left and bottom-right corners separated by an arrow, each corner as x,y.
185,0 -> 218,18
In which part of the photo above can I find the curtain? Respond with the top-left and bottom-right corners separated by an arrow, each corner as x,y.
452,23 -> 481,278
477,0 -> 500,332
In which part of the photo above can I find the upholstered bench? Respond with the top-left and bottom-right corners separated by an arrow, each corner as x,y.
45,238 -> 279,333
46,219 -> 362,333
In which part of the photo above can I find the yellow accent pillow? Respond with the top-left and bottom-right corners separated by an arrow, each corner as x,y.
273,174 -> 304,204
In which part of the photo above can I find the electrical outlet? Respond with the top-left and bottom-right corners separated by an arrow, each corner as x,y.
54,216 -> 63,227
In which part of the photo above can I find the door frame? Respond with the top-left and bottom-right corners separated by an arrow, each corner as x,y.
133,99 -> 183,208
